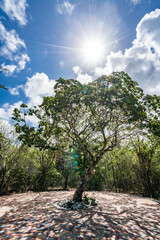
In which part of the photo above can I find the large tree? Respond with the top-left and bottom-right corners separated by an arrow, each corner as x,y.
13,72 -> 151,201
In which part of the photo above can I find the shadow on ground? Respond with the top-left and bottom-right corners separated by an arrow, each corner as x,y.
0,191 -> 160,239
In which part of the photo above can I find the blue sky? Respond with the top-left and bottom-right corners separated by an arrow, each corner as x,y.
0,0 -> 160,123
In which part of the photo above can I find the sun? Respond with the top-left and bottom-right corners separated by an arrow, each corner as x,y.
80,36 -> 106,65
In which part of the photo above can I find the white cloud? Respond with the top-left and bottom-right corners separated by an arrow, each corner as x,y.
0,22 -> 25,57
0,120 -> 19,143
0,0 -> 28,25
9,87 -> 19,95
0,101 -> 22,121
134,9 -> 160,56
0,119 -> 13,132
0,102 -> 39,126
0,22 -> 30,73
56,1 -> 75,15
72,66 -> 93,85
1,63 -> 17,74
95,9 -> 160,95
0,72 -> 56,124
148,84 -> 160,95
15,53 -> 30,70
73,66 -> 82,75
9,84 -> 23,95
24,73 -> 56,107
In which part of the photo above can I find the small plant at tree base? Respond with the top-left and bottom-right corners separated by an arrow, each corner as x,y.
90,198 -> 97,206
83,195 -> 90,205
66,200 -> 74,208
83,195 -> 97,206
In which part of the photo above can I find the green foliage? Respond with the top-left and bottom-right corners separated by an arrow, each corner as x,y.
132,138 -> 160,198
9,72 -> 160,200
9,167 -> 30,192
0,127 -> 21,195
83,195 -> 90,205
143,94 -> 160,137
86,166 -> 106,191
42,72 -> 147,175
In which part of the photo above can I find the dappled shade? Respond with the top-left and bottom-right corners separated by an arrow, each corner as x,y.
0,191 -> 160,239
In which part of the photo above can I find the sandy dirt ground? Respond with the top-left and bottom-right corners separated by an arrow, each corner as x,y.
0,191 -> 160,239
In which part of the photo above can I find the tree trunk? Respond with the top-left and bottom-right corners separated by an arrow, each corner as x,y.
111,164 -> 117,192
0,169 -> 6,195
142,171 -> 158,198
41,170 -> 47,191
73,168 -> 95,202
64,177 -> 68,190
64,174 -> 69,190
73,175 -> 86,202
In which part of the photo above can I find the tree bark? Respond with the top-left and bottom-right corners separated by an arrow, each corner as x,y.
73,175 -> 86,202
41,170 -> 47,191
73,167 -> 95,202
64,174 -> 69,190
